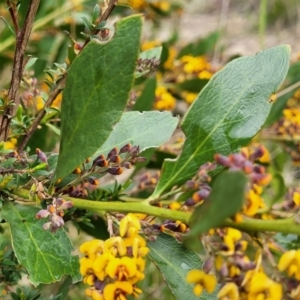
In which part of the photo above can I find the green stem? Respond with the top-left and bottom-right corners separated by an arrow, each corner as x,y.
259,0 -> 268,49
223,217 -> 300,235
11,189 -> 300,235
260,134 -> 300,142
66,196 -> 191,223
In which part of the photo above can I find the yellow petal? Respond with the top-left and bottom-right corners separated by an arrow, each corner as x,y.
278,250 -> 296,271
186,269 -> 205,284
193,284 -> 203,296
114,281 -> 133,294
217,282 -> 239,300
103,283 -> 116,300
203,274 -> 217,293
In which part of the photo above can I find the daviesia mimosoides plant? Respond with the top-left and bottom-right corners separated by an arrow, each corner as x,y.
2,1 -> 300,300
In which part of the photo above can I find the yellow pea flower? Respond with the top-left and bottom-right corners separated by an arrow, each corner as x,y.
103,281 -> 133,300
106,256 -> 137,281
186,269 -> 217,296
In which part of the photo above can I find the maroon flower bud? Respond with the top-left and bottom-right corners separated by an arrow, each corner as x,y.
109,155 -> 121,163
119,143 -> 132,154
231,153 -> 247,168
203,257 -> 213,273
36,148 -> 48,164
249,145 -> 265,161
107,167 -> 123,175
88,177 -> 99,186
93,154 -> 108,167
184,198 -> 196,206
94,279 -> 106,291
123,162 -> 132,169
197,187 -> 211,199
181,180 -> 197,191
214,154 -> 231,167
253,165 -> 265,174
220,263 -> 229,277
107,147 -> 118,160
129,145 -> 140,157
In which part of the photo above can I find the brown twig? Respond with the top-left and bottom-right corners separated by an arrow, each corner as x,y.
6,0 -> 19,34
100,0 -> 118,22
0,0 -> 40,142
18,0 -> 118,151
18,75 -> 66,152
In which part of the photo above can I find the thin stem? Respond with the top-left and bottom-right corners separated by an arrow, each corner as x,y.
7,0 -> 19,34
0,0 -> 40,142
147,187 -> 182,204
222,217 -> 300,235
259,0 -> 268,49
18,75 -> 66,152
260,133 -> 300,142
67,196 -> 191,223
100,0 -> 118,22
276,80 -> 300,99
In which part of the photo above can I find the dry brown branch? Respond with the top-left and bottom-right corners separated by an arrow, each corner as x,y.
0,0 -> 40,141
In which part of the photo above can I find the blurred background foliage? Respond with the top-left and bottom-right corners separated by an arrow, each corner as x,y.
1,0 -> 300,299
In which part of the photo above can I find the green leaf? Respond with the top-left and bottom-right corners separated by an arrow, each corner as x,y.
148,233 -> 217,300
178,78 -> 209,93
149,45 -> 290,199
184,171 -> 247,251
55,16 -> 142,180
92,4 -> 101,23
24,57 -> 38,70
1,202 -> 81,286
93,111 -> 178,157
133,77 -> 157,111
139,46 -> 162,61
135,46 -> 162,78
177,31 -> 219,58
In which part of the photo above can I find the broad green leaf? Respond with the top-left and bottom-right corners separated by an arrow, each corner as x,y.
149,45 -> 290,199
148,233 -> 217,300
184,171 -> 247,251
93,111 -> 178,157
1,202 -> 81,286
55,15 -> 142,180
133,77 -> 157,111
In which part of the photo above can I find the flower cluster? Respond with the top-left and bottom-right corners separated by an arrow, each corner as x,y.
179,55 -> 213,79
215,145 -> 272,218
80,213 -> 149,300
36,197 -> 73,231
181,145 -> 300,299
62,144 -> 146,198
138,40 -> 215,110
272,88 -> 300,165
153,86 -> 176,110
